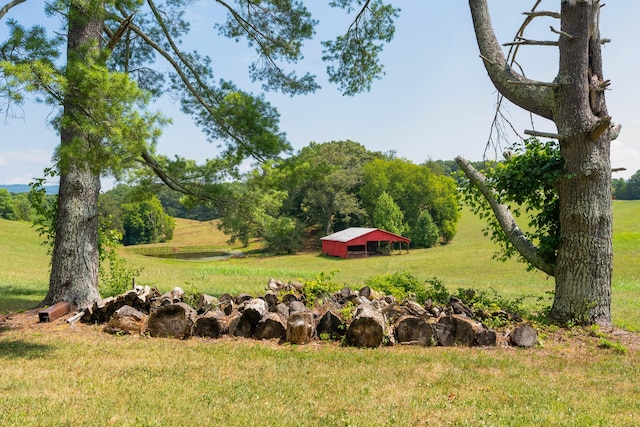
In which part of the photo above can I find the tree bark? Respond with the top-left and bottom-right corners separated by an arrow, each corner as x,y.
286,311 -> 315,344
467,0 -> 614,325
346,304 -> 387,348
255,312 -> 287,341
147,303 -> 196,339
551,0 -> 612,326
104,305 -> 147,335
436,315 -> 481,347
394,315 -> 434,346
194,312 -> 223,338
43,1 -> 104,309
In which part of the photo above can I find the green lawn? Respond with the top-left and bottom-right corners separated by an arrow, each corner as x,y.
1,201 -> 639,426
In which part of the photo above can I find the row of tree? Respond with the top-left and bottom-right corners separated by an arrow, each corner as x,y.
193,140 -> 460,253
613,170 -> 640,200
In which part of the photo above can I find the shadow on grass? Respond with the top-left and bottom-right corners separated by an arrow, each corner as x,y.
0,340 -> 53,359
0,285 -> 45,313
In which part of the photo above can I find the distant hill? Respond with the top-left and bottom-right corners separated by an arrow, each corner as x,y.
0,184 -> 59,194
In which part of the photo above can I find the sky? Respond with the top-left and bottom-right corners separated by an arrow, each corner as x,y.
1,1 -> 639,190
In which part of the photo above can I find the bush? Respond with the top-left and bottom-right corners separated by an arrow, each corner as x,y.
365,272 -> 430,304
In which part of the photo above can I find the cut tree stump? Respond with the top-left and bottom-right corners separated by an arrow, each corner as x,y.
263,291 -> 279,307
509,323 -> 538,348
286,311 -> 315,344
475,328 -> 498,347
288,300 -> 307,314
255,312 -> 287,340
196,294 -> 218,315
394,315 -> 434,346
316,308 -> 345,340
436,315 -> 482,347
194,312 -> 223,338
103,305 -> 147,335
346,304 -> 387,348
242,298 -> 269,327
147,303 -> 196,339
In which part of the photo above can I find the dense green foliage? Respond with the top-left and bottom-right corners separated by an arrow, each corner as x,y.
613,169 -> 640,200
412,210 -> 440,248
372,191 -> 405,235
121,195 -> 175,246
0,189 -> 16,220
361,157 -> 460,245
214,141 -> 461,252
460,138 -> 562,269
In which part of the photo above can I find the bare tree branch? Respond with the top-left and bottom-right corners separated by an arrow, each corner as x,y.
455,156 -> 555,277
0,0 -> 26,20
469,0 -> 555,121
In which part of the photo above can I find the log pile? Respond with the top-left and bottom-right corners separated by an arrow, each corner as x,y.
76,281 -> 538,348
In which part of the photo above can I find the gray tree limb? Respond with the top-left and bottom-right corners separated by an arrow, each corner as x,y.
469,0 -> 555,120
0,0 -> 26,20
455,156 -> 555,277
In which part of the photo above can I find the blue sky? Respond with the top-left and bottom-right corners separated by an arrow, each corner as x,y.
1,1 -> 639,188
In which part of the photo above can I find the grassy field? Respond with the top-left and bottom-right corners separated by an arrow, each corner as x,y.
1,201 -> 639,426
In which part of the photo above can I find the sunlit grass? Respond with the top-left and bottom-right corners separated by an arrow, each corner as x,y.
1,202 -> 639,425
0,324 -> 638,426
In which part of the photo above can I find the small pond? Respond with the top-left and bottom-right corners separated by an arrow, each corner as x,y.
142,251 -> 241,261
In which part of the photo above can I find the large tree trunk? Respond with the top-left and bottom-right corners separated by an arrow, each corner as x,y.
551,0 -> 612,326
43,1 -> 104,308
467,0 -> 614,326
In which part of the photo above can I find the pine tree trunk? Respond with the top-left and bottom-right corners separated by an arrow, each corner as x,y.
551,1 -> 612,326
43,2 -> 104,308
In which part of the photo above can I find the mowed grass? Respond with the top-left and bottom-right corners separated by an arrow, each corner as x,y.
0,201 -> 639,426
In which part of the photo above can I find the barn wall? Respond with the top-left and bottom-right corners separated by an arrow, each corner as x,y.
321,229 -> 410,259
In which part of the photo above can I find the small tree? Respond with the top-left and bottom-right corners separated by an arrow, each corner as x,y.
0,189 -> 16,220
121,196 -> 175,246
412,210 -> 439,248
373,192 -> 405,236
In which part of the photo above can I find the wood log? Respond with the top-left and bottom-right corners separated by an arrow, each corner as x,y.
288,281 -> 304,292
346,304 -> 387,348
272,302 -> 289,318
436,315 -> 482,347
235,293 -> 253,305
81,297 -> 113,323
147,303 -> 196,339
229,311 -> 253,338
282,293 -> 302,305
242,298 -> 269,327
404,300 -> 426,317
359,286 -> 372,299
104,305 -> 147,335
196,294 -> 218,315
288,300 -> 307,314
219,299 -> 234,316
476,328 -> 498,347
509,323 -> 538,348
315,308 -> 345,340
394,315 -> 434,346
255,312 -> 287,341
160,286 -> 185,306
194,312 -> 223,338
381,302 -> 407,324
286,311 -> 315,344
263,291 -> 279,307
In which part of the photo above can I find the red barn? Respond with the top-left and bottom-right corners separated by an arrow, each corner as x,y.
320,227 -> 410,259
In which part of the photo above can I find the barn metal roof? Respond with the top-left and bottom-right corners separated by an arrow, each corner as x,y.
320,227 -> 377,243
